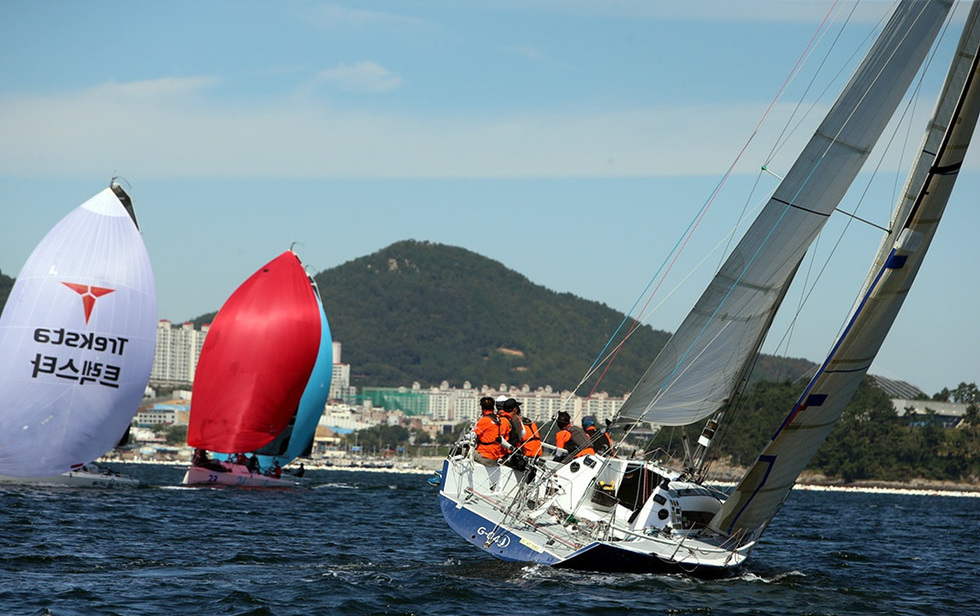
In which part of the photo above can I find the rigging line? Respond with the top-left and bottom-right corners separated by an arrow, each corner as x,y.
635,319 -> 739,422
721,4 -> 846,275
882,1 -> 958,223
769,211 -> 860,363
766,0 -> 860,165
652,1 -> 938,397
832,10 -> 952,231
581,3 -> 845,404
579,194 -> 771,407
832,207 -> 890,232
769,12 -> 945,363
583,192 -> 772,406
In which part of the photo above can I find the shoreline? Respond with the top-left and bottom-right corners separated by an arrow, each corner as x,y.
102,457 -> 980,496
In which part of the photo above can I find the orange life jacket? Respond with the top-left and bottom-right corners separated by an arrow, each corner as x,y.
474,412 -> 508,460
520,418 -> 543,457
585,425 -> 614,456
498,410 -> 523,449
556,425 -> 595,458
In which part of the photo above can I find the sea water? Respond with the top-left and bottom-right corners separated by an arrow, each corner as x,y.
0,463 -> 977,615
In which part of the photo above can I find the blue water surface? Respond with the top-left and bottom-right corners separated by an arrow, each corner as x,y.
0,463 -> 977,615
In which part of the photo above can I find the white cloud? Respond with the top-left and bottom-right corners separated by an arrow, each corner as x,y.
463,0 -> 889,24
504,44 -> 552,64
298,4 -> 429,30
314,61 -> 404,93
85,77 -> 218,99
0,76 -> 954,182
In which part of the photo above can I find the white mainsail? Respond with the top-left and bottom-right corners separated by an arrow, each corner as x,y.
616,1 -> 953,427
0,186 -> 157,477
712,1 -> 980,540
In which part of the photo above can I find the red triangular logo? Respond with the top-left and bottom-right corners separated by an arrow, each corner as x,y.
62,282 -> 115,324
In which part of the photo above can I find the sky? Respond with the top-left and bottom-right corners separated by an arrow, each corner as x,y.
1,0 -> 977,396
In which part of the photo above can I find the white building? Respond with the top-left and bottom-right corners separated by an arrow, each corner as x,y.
329,341 -> 357,401
417,381 -> 624,426
151,320 -> 209,384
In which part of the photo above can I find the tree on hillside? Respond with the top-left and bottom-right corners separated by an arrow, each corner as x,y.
951,382 -> 980,406
343,424 -> 410,454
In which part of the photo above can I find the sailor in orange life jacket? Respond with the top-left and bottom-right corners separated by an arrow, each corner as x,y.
554,411 -> 595,460
514,404 -> 543,458
473,395 -> 510,465
498,398 -> 525,451
582,415 -> 614,456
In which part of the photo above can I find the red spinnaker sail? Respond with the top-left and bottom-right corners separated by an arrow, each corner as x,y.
187,251 -> 322,453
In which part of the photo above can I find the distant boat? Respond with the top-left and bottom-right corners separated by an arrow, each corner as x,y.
437,0 -> 980,574
0,462 -> 139,488
181,250 -> 331,488
0,182 -> 156,487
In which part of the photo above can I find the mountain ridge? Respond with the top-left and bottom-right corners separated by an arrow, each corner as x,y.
5,242 -> 819,395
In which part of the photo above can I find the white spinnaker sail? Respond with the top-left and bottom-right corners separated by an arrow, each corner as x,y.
712,1 -> 980,541
0,187 -> 157,477
616,1 -> 952,427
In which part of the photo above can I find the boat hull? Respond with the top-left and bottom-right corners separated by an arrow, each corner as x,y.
437,456 -> 748,575
0,468 -> 140,488
181,463 -> 299,488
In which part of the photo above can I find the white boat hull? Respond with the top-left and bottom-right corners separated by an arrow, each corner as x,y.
181,462 -> 299,488
437,454 -> 750,575
0,467 -> 140,488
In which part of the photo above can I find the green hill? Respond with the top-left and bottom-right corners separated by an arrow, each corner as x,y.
314,240 -> 673,395
0,270 -> 12,312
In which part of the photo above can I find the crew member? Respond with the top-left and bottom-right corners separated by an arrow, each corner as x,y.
516,405 -> 543,458
583,416 -> 614,456
555,411 -> 595,460
474,395 -> 510,465
498,398 -> 524,450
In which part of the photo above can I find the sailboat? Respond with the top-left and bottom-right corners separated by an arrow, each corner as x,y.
181,249 -> 332,488
437,0 -> 980,574
0,182 -> 157,487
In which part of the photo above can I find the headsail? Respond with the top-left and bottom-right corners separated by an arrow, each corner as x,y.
187,251 -> 322,454
0,185 -> 157,477
616,1 -> 952,427
256,276 -> 333,467
712,1 -> 980,541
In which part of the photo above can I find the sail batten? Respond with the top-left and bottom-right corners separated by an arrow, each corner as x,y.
616,1 -> 952,428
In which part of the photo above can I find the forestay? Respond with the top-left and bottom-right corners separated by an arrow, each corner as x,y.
712,0 -> 980,540
616,1 -> 953,427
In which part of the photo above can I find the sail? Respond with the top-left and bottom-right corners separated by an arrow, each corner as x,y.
616,1 -> 952,427
0,186 -> 157,477
712,2 -> 980,541
187,251 -> 322,454
256,278 -> 333,467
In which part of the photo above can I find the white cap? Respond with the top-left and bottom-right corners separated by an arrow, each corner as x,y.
495,395 -> 508,403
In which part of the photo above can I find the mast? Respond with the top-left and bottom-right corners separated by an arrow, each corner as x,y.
711,0 -> 980,543
615,1 -> 953,430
